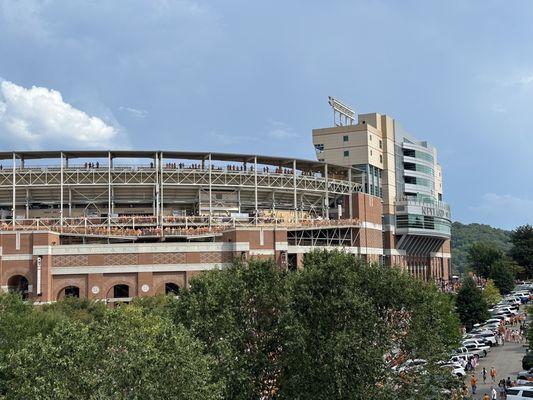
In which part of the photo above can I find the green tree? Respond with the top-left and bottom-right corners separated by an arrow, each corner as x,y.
466,242 -> 503,278
277,250 -> 460,400
455,277 -> 489,330
5,306 -> 224,400
482,279 -> 502,306
489,258 -> 516,295
174,259 -> 288,400
0,292 -> 65,395
451,222 -> 511,275
510,224 -> 533,277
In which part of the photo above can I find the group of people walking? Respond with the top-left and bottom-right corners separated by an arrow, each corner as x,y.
464,368 -> 516,399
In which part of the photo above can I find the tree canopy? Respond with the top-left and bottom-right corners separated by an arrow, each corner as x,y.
451,222 -> 511,274
482,279 -> 502,306
466,242 -> 504,278
489,258 -> 516,295
455,277 -> 489,331
0,252 -> 462,400
509,224 -> 533,277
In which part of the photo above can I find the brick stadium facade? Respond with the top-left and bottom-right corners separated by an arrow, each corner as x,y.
0,192 -> 384,303
0,106 -> 451,302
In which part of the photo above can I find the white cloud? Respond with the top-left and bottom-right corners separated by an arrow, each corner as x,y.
119,106 -> 148,118
266,119 -> 299,139
0,80 -> 121,149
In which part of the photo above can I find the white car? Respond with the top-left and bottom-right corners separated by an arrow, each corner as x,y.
393,358 -> 427,373
494,306 -> 518,315
440,363 -> 466,377
506,386 -> 533,399
463,339 -> 492,352
463,343 -> 489,357
449,355 -> 468,368
454,346 -> 485,358
468,332 -> 497,346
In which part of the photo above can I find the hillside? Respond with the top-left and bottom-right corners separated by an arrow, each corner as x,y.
451,222 -> 511,274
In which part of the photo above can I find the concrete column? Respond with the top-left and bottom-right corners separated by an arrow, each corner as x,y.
293,160 -> 298,223
12,153 -> 16,230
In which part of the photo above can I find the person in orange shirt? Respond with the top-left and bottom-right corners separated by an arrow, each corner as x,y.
483,393 -> 490,400
471,374 -> 478,395
490,366 -> 497,383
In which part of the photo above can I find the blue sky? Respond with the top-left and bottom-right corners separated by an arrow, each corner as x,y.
0,0 -> 532,229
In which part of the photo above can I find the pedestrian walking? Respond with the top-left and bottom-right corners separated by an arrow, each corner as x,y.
490,366 -> 497,383
491,385 -> 498,400
471,374 -> 478,395
483,392 -> 490,400
499,380 -> 506,399
482,367 -> 487,384
506,377 -> 512,388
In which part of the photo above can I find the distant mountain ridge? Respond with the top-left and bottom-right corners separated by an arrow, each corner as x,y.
451,222 -> 512,274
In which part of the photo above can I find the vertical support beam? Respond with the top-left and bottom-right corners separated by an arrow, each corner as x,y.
155,152 -> 160,230
348,168 -> 353,220
60,152 -> 64,231
254,156 -> 258,223
208,154 -> 212,228
324,164 -> 329,219
160,152 -> 164,231
68,186 -> 72,217
107,152 -> 111,234
25,188 -> 29,219
293,160 -> 298,223
11,152 -> 15,230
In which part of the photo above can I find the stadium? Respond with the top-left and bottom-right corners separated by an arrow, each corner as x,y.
0,102 -> 451,303
0,150 -> 385,302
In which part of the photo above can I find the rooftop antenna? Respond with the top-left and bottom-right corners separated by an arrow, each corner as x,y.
328,96 -> 355,126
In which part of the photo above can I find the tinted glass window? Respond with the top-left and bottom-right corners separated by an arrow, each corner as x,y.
523,390 -> 533,398
506,389 -> 519,395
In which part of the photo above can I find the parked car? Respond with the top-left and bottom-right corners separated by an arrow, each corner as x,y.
439,363 -> 466,377
494,306 -> 518,315
393,358 -> 427,373
463,339 -> 492,352
506,386 -> 533,399
449,355 -> 468,368
463,343 -> 489,357
454,346 -> 485,359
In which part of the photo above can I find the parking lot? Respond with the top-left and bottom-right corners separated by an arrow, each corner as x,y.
464,310 -> 528,398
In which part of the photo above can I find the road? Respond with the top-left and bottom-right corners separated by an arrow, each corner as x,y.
465,317 -> 528,399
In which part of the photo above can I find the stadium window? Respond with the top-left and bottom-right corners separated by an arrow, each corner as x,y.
379,140 -> 382,149
369,135 -> 372,141
343,150 -> 349,157
380,155 -> 383,163
343,135 -> 349,142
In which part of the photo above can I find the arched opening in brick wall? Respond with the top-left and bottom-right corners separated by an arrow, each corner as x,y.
112,284 -> 130,299
58,286 -> 80,300
165,282 -> 180,296
7,275 -> 29,299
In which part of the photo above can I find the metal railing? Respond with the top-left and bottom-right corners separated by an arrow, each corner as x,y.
2,216 -> 361,238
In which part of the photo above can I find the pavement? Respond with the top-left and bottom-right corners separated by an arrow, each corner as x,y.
465,315 -> 528,399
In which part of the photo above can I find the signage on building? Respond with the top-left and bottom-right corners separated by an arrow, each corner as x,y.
421,205 -> 449,219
